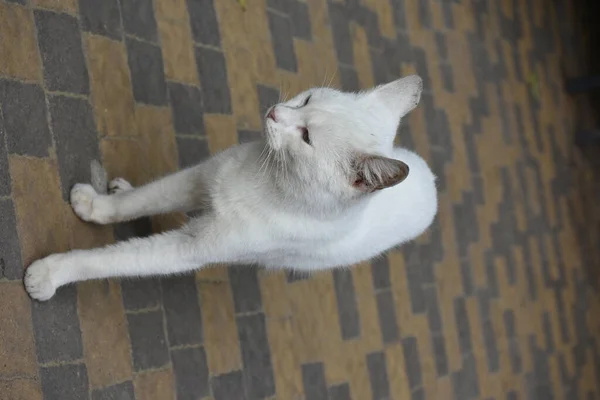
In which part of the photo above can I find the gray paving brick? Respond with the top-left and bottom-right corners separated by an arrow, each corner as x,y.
126,38 -> 167,106
389,0 -> 407,30
329,383 -> 351,400
417,0 -> 432,28
35,10 -> 89,94
339,65 -> 360,92
542,312 -> 555,353
121,279 -> 162,310
0,198 -> 22,280
267,10 -> 297,72
195,47 -> 232,114
127,310 -> 169,371
289,0 -> 312,40
176,136 -> 210,169
237,313 -> 276,398
238,129 -> 262,144
0,102 -> 9,197
454,297 -> 472,355
412,388 -> 426,400
187,0 -> 221,47
451,354 -> 480,400
229,266 -> 263,314
212,370 -> 246,400
424,286 -> 443,333
0,80 -> 51,157
301,362 -> 328,400
485,250 -> 500,298
432,333 -> 449,377
32,285 -> 84,363
371,254 -> 391,290
376,290 -> 399,344
171,346 -> 210,400
161,275 -> 203,347
404,254 -> 426,314
168,82 -> 205,136
402,336 -> 422,390
91,381 -> 135,400
367,351 -> 390,400
40,363 -> 89,400
120,0 -> 158,42
80,0 -> 122,40
49,95 -> 101,201
506,390 -> 518,400
482,319 -> 500,372
328,2 -> 353,65
440,63 -> 455,92
332,269 -> 361,340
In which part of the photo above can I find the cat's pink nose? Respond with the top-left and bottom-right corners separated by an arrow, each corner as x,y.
267,107 -> 277,122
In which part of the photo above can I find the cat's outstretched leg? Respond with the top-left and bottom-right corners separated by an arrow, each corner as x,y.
24,217 -> 229,301
71,166 -> 208,224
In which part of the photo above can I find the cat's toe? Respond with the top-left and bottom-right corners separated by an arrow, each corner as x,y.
24,259 -> 56,301
70,183 -> 98,221
108,177 -> 133,194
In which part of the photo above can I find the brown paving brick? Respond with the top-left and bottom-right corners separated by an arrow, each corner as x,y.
134,369 -> 176,400
0,3 -> 42,82
351,24 -> 374,89
351,263 -> 382,352
0,282 -> 37,377
197,278 -> 242,374
205,114 -> 238,154
260,270 -> 291,318
267,317 -> 304,400
31,0 -> 78,14
136,105 -> 178,176
225,46 -> 262,131
78,280 -> 132,388
100,138 -> 147,185
10,155 -> 70,267
85,34 -> 138,138
0,378 -> 42,400
155,15 -> 198,84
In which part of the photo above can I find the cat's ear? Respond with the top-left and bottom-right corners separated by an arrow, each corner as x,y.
352,155 -> 409,193
367,75 -> 423,120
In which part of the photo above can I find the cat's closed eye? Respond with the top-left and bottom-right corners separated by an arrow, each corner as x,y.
300,127 -> 310,145
300,94 -> 311,107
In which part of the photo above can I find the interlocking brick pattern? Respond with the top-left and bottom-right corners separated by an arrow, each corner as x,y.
0,0 -> 599,399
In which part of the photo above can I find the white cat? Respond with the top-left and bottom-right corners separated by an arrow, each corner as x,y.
24,76 -> 437,301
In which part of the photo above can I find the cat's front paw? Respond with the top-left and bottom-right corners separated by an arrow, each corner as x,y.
108,177 -> 133,194
71,183 -> 114,224
24,259 -> 56,301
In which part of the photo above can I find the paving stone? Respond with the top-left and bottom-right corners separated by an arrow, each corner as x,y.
402,336 -> 422,390
161,275 -> 204,347
332,268 -> 361,340
0,282 -> 37,376
211,370 -> 247,400
425,285 -> 443,334
121,279 -> 162,311
0,2 -> 42,81
451,354 -> 480,400
0,378 -> 43,400
367,351 -> 391,400
256,84 -> 280,117
238,129 -> 262,144
432,333 -> 449,377
372,254 -> 391,290
301,362 -> 328,400
31,285 -> 84,364
328,2 -> 353,65
195,47 -> 232,114
376,290 -> 399,344
79,0 -> 122,39
289,0 -> 312,40
168,82 -> 205,135
0,79 -> 51,157
339,65 -> 360,92
237,313 -> 276,398
126,38 -> 167,106
176,136 -> 211,168
186,0 -> 221,47
40,363 -> 89,400
171,346 -> 210,400
0,199 -> 23,280
120,0 -> 158,42
35,10 -> 89,94
329,383 -> 351,400
127,310 -> 169,371
267,10 -> 297,72
454,297 -> 472,355
91,381 -> 135,400
134,369 -> 175,400
49,95 -> 100,200
229,266 -> 263,314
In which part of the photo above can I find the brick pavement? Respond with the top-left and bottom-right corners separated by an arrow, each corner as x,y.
1,0 -> 600,399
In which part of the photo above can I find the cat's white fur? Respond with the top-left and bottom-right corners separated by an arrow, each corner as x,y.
24,76 -> 437,301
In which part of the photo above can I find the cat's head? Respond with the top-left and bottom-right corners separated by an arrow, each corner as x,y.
264,76 -> 422,198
